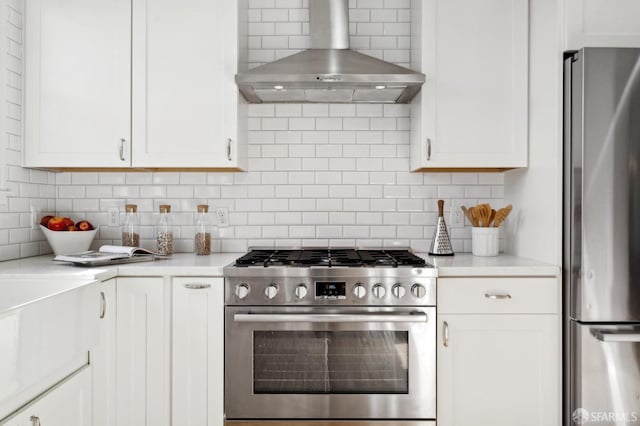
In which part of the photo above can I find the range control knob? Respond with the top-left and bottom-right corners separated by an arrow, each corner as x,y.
392,284 -> 406,299
372,284 -> 386,299
411,284 -> 427,299
353,284 -> 367,299
265,284 -> 278,299
294,284 -> 308,299
235,283 -> 250,299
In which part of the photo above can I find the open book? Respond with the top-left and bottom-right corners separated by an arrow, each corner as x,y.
54,245 -> 168,266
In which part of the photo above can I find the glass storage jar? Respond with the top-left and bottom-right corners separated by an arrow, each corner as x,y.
121,204 -> 140,247
194,204 -> 211,255
155,204 -> 173,255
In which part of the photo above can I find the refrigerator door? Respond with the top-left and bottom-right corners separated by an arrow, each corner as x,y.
569,48 -> 640,322
570,321 -> 640,425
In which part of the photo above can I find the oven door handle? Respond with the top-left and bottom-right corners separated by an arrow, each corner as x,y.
233,313 -> 428,323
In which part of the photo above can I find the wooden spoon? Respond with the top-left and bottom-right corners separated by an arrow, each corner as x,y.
493,205 -> 513,228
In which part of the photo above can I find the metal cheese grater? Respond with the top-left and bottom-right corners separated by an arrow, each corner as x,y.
428,199 -> 454,256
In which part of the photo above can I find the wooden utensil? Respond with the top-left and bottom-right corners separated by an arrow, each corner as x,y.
488,209 -> 496,227
493,204 -> 513,227
468,206 -> 481,227
476,203 -> 492,227
461,206 -> 479,227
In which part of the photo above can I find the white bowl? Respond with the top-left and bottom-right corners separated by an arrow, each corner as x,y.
40,225 -> 98,255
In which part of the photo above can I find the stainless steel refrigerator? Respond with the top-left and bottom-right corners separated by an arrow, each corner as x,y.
564,48 -> 640,426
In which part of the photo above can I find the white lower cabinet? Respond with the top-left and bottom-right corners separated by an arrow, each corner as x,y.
3,366 -> 93,426
171,277 -> 224,426
437,277 -> 560,426
92,279 -> 116,426
116,277 -> 170,426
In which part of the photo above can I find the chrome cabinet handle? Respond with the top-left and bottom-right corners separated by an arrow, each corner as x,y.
234,313 -> 428,323
227,138 -> 232,161
30,416 -> 40,426
119,138 -> 126,161
443,321 -> 449,347
484,293 -> 512,300
427,138 -> 431,161
100,291 -> 106,319
185,283 -> 211,290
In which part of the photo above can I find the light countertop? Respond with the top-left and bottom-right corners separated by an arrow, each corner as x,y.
421,253 -> 560,277
0,252 -> 559,314
0,252 -> 560,280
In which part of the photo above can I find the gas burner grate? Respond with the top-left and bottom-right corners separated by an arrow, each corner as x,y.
234,248 -> 427,268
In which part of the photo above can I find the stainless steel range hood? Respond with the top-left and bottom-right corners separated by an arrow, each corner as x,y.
236,0 -> 425,104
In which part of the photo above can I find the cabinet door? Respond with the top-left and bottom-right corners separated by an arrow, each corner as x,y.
437,315 -> 559,426
92,279 -> 116,426
131,0 -> 243,169
172,278 -> 224,426
24,0 -> 131,168
3,367 -> 93,426
411,0 -> 528,170
565,0 -> 640,49
116,277 -> 170,426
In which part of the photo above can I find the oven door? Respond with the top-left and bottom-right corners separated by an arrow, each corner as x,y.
224,306 -> 435,420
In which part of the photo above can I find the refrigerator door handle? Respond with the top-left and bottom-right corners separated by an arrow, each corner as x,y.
591,329 -> 640,343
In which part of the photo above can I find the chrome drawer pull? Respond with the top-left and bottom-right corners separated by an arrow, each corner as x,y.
30,416 -> 40,426
227,138 -> 232,161
443,321 -> 449,347
184,283 -> 211,290
485,293 -> 512,300
427,138 -> 432,161
100,291 -> 106,319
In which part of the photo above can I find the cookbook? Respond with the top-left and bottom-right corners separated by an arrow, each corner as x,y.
54,245 -> 168,266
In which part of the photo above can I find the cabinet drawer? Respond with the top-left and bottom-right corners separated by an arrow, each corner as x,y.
437,277 -> 558,314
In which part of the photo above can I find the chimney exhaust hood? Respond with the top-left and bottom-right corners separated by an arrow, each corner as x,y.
235,0 -> 426,104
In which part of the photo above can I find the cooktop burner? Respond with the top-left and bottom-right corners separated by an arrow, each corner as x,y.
234,248 -> 428,268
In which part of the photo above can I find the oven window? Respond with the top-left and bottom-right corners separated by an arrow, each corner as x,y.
253,331 -> 409,394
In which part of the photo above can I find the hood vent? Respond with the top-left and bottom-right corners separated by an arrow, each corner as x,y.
236,0 -> 425,104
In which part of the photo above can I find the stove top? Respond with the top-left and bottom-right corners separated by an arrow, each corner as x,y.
234,248 -> 429,268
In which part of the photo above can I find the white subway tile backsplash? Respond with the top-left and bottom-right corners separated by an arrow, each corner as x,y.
316,118 -> 343,131
276,104 -> 302,117
289,117 -> 315,130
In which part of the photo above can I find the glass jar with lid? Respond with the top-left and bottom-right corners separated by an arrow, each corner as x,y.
121,204 -> 140,247
194,204 -> 211,255
155,204 -> 173,255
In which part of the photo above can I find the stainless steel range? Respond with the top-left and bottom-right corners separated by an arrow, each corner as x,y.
224,248 -> 437,426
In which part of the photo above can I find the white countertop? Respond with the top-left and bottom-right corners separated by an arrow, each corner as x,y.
0,252 -> 559,314
420,253 -> 560,277
0,252 -> 560,280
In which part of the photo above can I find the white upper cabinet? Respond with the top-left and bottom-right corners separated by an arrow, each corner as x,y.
411,0 -> 529,170
24,0 -> 131,168
565,0 -> 640,49
131,0 -> 245,169
24,0 -> 246,170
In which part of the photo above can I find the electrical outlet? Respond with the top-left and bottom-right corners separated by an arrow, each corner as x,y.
450,201 -> 464,227
30,205 -> 41,230
108,207 -> 120,227
216,207 -> 229,227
